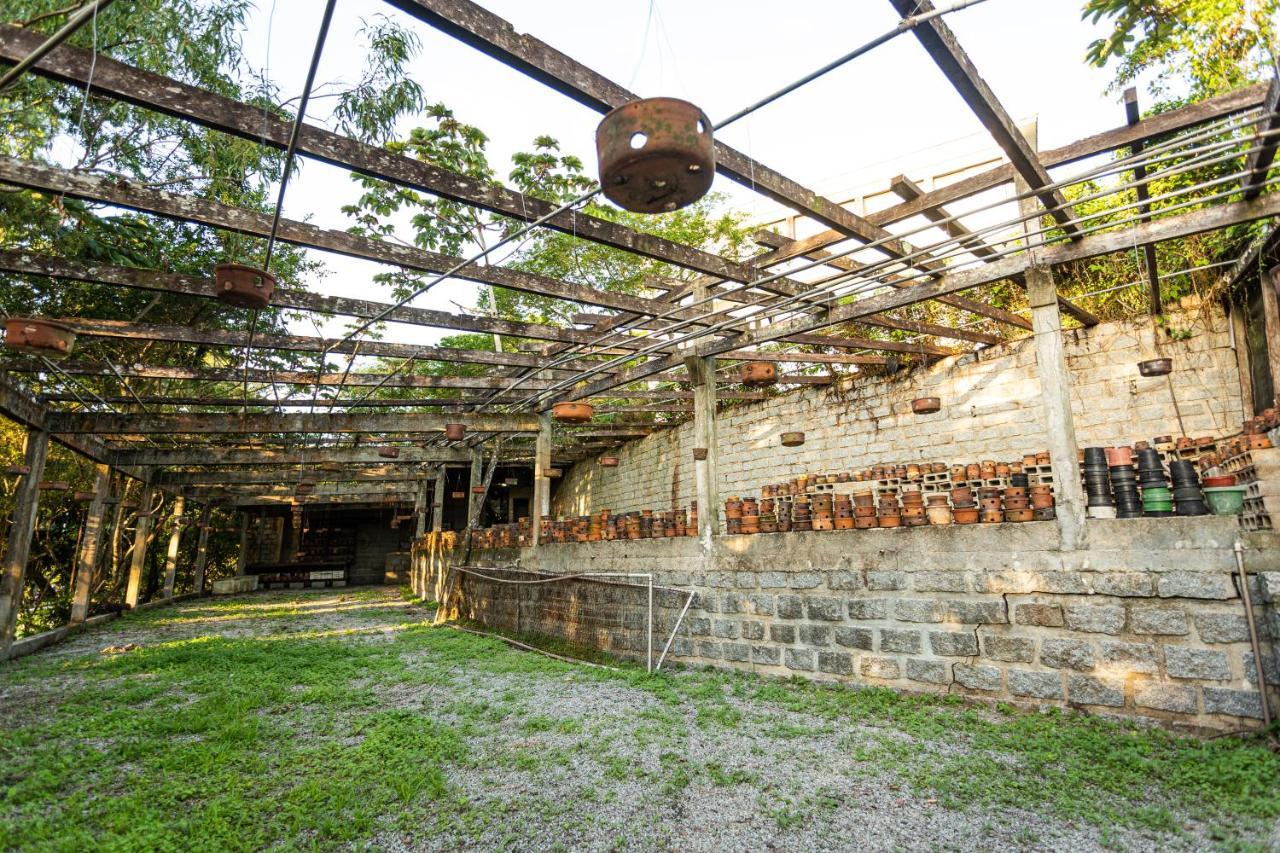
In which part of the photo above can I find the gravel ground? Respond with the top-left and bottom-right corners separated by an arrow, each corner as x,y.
4,588 -> 1272,851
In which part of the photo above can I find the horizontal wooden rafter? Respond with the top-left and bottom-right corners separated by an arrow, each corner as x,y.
113,446 -> 471,466
45,411 -> 540,435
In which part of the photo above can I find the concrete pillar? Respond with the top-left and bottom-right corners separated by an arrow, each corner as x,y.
468,447 -> 483,528
161,493 -> 185,599
124,482 -> 155,608
70,463 -> 112,623
431,466 -> 446,532
1017,121 -> 1085,549
685,354 -> 720,544
0,428 -> 49,655
530,411 -> 552,546
192,504 -> 212,594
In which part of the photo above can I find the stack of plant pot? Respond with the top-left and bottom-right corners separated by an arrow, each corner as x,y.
950,485 -> 978,524
1169,461 -> 1208,516
925,494 -> 951,526
812,493 -> 834,531
1106,446 -> 1143,519
1082,447 -> 1116,519
1137,448 -> 1173,516
1030,478 -> 1056,520
1200,473 -> 1246,516
900,489 -> 926,526
792,495 -> 811,531
834,495 -> 854,529
877,493 -> 901,528
853,488 -> 876,528
1003,475 -> 1033,522
978,486 -> 1003,523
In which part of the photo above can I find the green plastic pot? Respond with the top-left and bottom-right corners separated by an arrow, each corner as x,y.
1202,486 -> 1246,516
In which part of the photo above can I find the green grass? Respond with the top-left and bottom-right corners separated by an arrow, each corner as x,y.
2,592 -> 1278,850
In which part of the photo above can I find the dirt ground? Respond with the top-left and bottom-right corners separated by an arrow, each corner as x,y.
2,587 -> 1277,851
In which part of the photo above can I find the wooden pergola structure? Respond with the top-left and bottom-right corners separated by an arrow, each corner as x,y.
1,0 -> 1278,654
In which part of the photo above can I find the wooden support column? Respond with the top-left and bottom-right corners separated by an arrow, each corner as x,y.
414,480 -> 429,538
0,428 -> 50,655
235,512 -> 249,576
1018,122 -> 1085,549
70,463 -> 112,623
431,466 -> 446,532
531,411 -> 552,546
125,482 -> 155,608
192,504 -> 212,594
468,447 -> 483,528
161,493 -> 185,599
1124,88 -> 1162,314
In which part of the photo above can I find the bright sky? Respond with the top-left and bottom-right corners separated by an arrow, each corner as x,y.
230,0 -> 1126,348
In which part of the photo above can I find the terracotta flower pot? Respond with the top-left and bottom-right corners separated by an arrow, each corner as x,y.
596,97 -> 715,213
377,446 -> 400,459
780,432 -> 805,447
444,423 -> 466,441
739,361 -> 778,386
1106,446 -> 1133,467
5,317 -> 76,358
1137,358 -> 1172,377
912,396 -> 941,415
213,263 -> 276,309
693,447 -> 708,461
552,401 -> 594,423
600,456 -> 620,467
953,508 -> 979,524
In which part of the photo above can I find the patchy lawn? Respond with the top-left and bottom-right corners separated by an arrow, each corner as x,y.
1,587 -> 1277,851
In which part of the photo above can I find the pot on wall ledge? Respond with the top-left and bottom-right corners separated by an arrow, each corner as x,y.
911,397 -> 941,415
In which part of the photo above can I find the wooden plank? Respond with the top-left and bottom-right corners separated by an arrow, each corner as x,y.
113,446 -> 471,467
46,411 -> 540,435
751,230 -> 1028,334
889,174 -> 1099,326
562,188 -> 1280,402
1242,75 -> 1280,200
157,468 -> 441,486
0,156 -> 697,320
888,0 -> 1079,237
0,249 -> 632,348
0,27 -> 758,286
756,83 -> 1269,265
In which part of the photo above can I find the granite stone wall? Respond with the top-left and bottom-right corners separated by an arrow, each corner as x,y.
423,517 -> 1280,732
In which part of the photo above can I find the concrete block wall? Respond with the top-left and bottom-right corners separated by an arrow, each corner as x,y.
553,302 -> 1243,518
455,518 -> 1280,732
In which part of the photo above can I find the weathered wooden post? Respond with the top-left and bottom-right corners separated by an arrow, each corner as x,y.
70,463 -> 112,623
191,504 -> 212,594
431,465 -> 446,533
685,279 -> 720,545
0,428 -> 49,655
124,482 -> 155,608
235,511 -> 249,576
161,492 -> 185,599
468,447 -> 483,528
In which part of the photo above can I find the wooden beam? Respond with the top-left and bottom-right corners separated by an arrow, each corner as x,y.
889,0 -> 1077,236
0,249 -> 627,348
1242,75 -> 1280,200
889,174 -> 1099,326
756,83 -> 1269,265
0,27 -> 759,286
46,411 -> 540,435
384,0 -> 940,270
563,187 -> 1280,402
0,156 -> 699,320
156,468 -> 440,486
116,446 -> 470,466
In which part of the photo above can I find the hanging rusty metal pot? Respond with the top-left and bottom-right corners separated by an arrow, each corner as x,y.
600,455 -> 620,467
38,481 -> 70,491
471,485 -> 486,495
504,477 -> 519,486
596,97 -> 715,213
377,446 -> 400,459
552,401 -> 594,423
740,361 -> 777,386
5,465 -> 30,476
544,468 -> 563,478
912,397 -> 941,415
780,431 -> 805,447
214,263 -> 276,309
73,491 -> 97,501
1137,358 -> 1172,377
5,318 -> 75,358
451,490 -> 466,500
444,423 -> 466,441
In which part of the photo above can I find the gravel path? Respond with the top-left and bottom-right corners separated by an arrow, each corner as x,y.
4,588 -> 1272,851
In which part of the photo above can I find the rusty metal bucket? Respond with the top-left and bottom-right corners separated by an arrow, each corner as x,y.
5,317 -> 76,358
596,97 -> 715,213
214,263 -> 276,309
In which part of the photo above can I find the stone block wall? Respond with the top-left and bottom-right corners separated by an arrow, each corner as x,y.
448,518 -> 1280,732
552,302 -> 1243,518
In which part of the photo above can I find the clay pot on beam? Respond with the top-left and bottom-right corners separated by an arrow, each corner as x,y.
444,423 -> 466,441
5,318 -> 76,359
551,401 -> 594,423
213,263 -> 276,309
739,361 -> 778,387
596,97 -> 715,214
377,446 -> 400,459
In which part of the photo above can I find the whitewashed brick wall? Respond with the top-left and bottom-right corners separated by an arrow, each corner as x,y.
552,301 -> 1244,517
